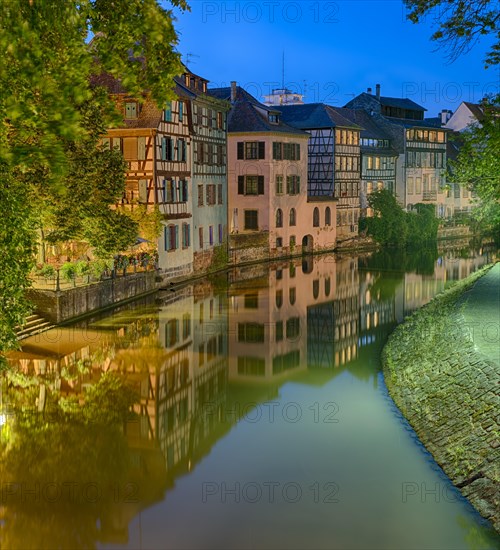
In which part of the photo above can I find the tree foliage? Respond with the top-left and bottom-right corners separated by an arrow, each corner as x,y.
0,0 -> 188,359
404,0 -> 500,67
449,96 -> 500,239
363,190 -> 439,247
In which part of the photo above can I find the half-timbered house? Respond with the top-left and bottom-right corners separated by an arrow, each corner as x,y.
276,103 -> 362,240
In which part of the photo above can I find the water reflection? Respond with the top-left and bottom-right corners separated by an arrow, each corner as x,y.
1,244 -> 498,549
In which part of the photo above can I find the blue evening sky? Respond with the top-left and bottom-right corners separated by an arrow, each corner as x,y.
166,0 -> 499,116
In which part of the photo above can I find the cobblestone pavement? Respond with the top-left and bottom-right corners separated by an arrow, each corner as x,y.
382,264 -> 500,534
460,263 -> 500,366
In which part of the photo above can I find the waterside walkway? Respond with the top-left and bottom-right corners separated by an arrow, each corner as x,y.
382,263 -> 500,534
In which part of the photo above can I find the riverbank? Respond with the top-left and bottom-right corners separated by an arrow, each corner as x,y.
382,263 -> 500,533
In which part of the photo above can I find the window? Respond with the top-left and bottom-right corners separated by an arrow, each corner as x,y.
276,237 -> 283,248
289,208 -> 296,226
206,184 -> 216,205
367,181 -> 373,195
237,356 -> 265,376
416,177 -> 422,194
275,321 -> 283,341
164,225 -> 178,251
209,226 -> 214,246
198,184 -> 204,206
238,141 -> 265,160
125,102 -> 137,119
313,207 -> 320,227
199,227 -> 203,248
286,317 -> 300,339
276,290 -> 283,309
408,177 -> 414,195
325,207 -> 331,226
164,102 -> 172,122
238,323 -> 265,343
276,209 -> 283,228
217,184 -> 223,204
273,142 -> 282,160
244,293 -> 258,308
178,101 -> 184,121
276,175 -> 284,194
290,235 -> 296,248
182,313 -> 191,339
165,319 -> 179,347
180,180 -> 188,202
161,137 -> 174,161
286,175 -> 300,195
377,181 -> 384,191
182,223 -> 190,248
313,279 -> 320,299
217,111 -> 223,129
268,113 -> 279,124
289,287 -> 296,305
238,175 -> 264,195
218,224 -> 223,243
244,210 -> 258,230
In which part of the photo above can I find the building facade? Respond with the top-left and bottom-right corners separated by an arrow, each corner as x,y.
209,84 -> 338,259
276,103 -> 362,240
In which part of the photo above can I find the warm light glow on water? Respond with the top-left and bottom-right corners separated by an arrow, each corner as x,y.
2,246 -> 499,549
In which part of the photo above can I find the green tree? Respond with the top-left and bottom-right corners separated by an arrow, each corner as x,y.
365,190 -> 408,246
449,96 -> 500,239
404,0 -> 500,67
0,0 -> 188,362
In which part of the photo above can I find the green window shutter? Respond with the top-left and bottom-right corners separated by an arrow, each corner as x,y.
175,225 -> 179,249
163,226 -> 170,250
296,144 -> 300,160
258,176 -> 264,195
258,142 -> 265,159
237,142 -> 244,160
238,176 -> 244,195
179,101 -> 183,121
161,138 -> 166,161
164,102 -> 172,122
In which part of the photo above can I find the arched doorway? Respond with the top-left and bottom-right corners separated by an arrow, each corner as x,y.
301,234 -> 313,254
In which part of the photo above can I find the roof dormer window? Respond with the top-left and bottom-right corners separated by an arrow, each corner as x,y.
269,113 -> 279,124
125,102 -> 137,119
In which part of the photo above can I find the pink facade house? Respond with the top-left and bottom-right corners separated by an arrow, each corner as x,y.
208,83 -> 337,261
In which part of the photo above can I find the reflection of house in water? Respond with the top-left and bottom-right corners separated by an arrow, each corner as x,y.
307,256 -> 359,368
402,251 -> 490,317
228,255 -> 361,380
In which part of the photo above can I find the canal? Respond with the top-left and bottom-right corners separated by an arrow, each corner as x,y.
1,244 -> 499,549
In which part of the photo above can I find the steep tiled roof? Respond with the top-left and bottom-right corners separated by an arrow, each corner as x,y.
446,132 -> 464,162
336,108 -> 391,139
384,117 -> 448,129
274,103 -> 361,130
208,86 -> 308,135
378,95 -> 426,111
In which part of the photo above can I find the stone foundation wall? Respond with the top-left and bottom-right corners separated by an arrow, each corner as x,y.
382,265 -> 499,533
27,271 -> 157,324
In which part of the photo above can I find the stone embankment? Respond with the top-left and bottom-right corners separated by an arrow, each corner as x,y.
382,263 -> 500,533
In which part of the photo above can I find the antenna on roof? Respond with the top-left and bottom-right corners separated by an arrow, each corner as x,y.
185,52 -> 199,66
282,50 -> 285,91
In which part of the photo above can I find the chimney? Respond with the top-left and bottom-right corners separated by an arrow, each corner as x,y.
230,81 -> 237,103
367,87 -> 372,94
376,84 -> 381,100
440,109 -> 452,126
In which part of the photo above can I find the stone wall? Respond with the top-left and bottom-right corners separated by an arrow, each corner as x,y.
382,265 -> 499,533
27,271 -> 157,324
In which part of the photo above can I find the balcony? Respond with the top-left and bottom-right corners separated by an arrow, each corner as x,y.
159,201 -> 190,219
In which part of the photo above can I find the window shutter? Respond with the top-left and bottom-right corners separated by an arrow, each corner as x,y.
258,176 -> 264,195
183,180 -> 188,202
161,138 -> 166,161
187,224 -> 190,247
174,225 -> 179,249
164,226 -> 169,251
238,176 -> 244,195
296,144 -> 300,160
258,142 -> 265,159
297,176 -> 301,194
137,137 -> 146,160
179,101 -> 183,121
164,101 -> 172,122
237,142 -> 244,160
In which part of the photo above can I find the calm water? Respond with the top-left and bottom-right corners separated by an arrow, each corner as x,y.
1,244 -> 499,549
